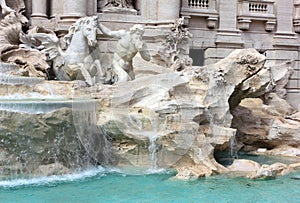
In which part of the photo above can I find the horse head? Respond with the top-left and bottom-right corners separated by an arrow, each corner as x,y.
64,16 -> 99,47
81,16 -> 99,47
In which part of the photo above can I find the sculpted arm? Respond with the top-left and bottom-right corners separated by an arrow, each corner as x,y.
98,23 -> 126,38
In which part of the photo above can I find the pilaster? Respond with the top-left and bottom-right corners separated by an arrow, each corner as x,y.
31,0 -> 48,25
50,0 -> 63,19
216,0 -> 244,48
60,0 -> 87,24
273,0 -> 299,48
141,0 -> 180,24
293,0 -> 300,33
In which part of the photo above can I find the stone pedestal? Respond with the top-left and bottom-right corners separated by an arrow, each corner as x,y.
60,0 -> 87,24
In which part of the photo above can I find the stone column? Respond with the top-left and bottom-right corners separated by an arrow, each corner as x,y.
60,0 -> 87,23
31,0 -> 48,20
50,0 -> 63,19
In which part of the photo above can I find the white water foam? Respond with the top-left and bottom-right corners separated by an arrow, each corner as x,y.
0,166 -> 105,188
106,167 -> 169,176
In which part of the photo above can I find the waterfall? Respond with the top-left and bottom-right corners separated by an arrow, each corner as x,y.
148,133 -> 159,170
0,96 -> 111,178
143,114 -> 166,173
0,99 -> 74,114
71,98 -> 111,166
229,134 -> 238,160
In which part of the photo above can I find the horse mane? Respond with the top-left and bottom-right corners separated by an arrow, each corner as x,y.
64,16 -> 99,45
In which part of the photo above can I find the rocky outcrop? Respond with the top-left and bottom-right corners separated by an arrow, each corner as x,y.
226,159 -> 300,179
232,97 -> 300,149
1,48 -> 298,179
92,48 -> 274,177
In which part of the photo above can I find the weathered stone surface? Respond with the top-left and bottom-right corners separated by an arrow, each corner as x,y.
267,61 -> 294,98
232,97 -> 300,149
175,165 -> 213,180
259,146 -> 300,158
92,48 -> 273,177
227,159 -> 261,175
247,162 -> 299,179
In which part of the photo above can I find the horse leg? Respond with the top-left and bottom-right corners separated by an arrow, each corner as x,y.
74,63 -> 93,86
80,66 -> 93,86
90,59 -> 105,84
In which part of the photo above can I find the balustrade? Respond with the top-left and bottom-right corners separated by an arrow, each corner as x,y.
237,0 -> 276,31
181,0 -> 218,29
188,0 -> 209,9
249,3 -> 268,13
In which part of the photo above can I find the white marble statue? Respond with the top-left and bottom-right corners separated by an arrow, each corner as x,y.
27,16 -> 104,85
98,23 -> 151,84
0,0 -> 14,15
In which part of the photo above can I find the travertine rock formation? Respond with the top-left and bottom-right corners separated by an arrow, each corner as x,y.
0,48 -> 299,179
232,97 -> 300,149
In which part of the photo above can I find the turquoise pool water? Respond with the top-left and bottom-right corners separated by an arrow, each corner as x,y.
1,167 -> 300,203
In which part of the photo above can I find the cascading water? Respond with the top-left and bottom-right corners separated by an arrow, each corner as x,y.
71,98 -> 111,166
0,78 -> 110,179
148,133 -> 159,170
229,134 -> 238,159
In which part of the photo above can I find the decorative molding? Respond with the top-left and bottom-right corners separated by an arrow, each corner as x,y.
180,0 -> 218,29
237,0 -> 276,32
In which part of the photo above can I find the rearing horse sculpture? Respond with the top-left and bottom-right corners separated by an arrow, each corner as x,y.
28,16 -> 104,86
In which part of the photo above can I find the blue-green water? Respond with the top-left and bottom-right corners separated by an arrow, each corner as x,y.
1,167 -> 300,203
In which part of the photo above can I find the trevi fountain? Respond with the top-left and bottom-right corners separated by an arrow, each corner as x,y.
0,0 -> 300,202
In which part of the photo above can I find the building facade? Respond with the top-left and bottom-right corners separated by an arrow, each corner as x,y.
26,0 -> 300,109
